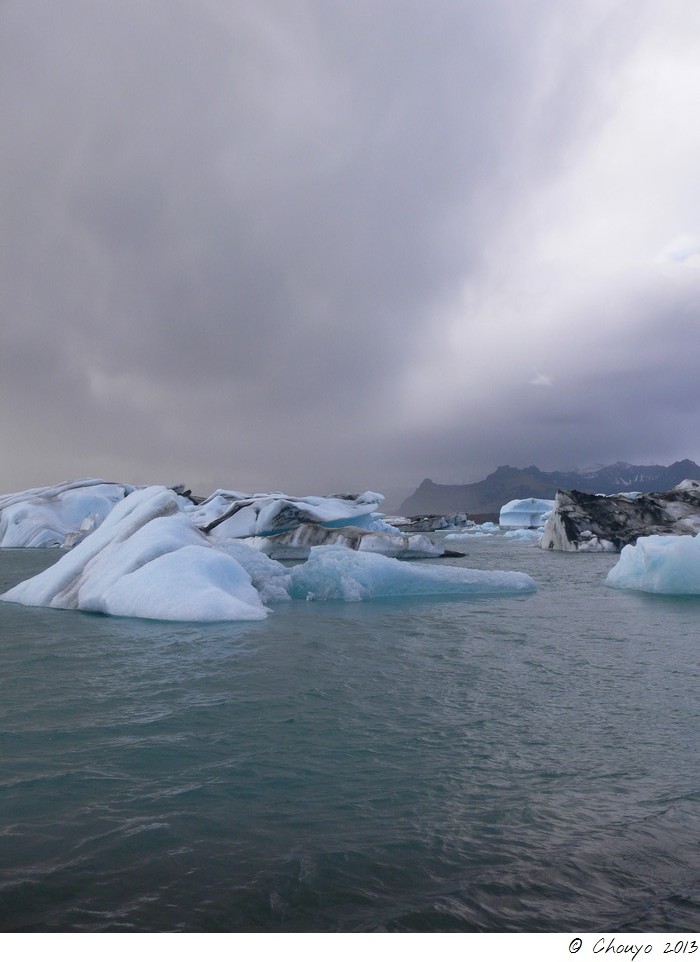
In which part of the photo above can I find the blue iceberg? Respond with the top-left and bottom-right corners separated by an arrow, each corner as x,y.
605,533 -> 700,595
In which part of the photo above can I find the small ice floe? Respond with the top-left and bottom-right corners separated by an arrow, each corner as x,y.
444,521 -> 500,541
287,545 -> 536,602
503,528 -> 543,543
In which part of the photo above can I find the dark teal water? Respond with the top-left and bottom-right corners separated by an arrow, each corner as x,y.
1,541 -> 699,932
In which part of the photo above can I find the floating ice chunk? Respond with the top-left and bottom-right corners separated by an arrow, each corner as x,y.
356,531 -> 442,558
503,528 -> 543,543
444,521 -> 499,541
0,479 -> 135,548
398,514 -> 473,533
541,485 -> 700,552
605,533 -> 700,594
444,530 -> 489,540
499,498 -> 554,529
576,536 -> 616,552
260,523 -> 444,560
288,545 -> 536,602
1,487 -> 267,621
190,490 -> 385,538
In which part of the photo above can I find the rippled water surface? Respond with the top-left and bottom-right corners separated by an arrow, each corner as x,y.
1,540 -> 699,932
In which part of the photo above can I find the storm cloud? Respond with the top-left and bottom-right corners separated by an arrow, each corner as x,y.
2,0 -> 699,500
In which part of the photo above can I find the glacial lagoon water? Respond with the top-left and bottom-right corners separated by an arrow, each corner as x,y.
0,538 -> 698,932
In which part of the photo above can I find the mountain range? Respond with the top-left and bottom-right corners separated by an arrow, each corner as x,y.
398,460 -> 700,518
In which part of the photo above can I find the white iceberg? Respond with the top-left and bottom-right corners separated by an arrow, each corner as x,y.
191,489 -> 385,539
288,545 -> 536,602
499,498 -> 554,529
0,480 -> 388,549
1,486 -> 267,621
605,533 -> 700,595
0,479 -> 454,561
0,478 -> 136,548
1,488 -> 537,621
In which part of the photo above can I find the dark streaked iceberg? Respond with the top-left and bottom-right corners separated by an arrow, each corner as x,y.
191,489 -> 385,538
258,522 -> 445,560
540,481 -> 700,552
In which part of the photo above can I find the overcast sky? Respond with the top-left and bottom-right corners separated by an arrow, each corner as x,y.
2,0 -> 699,499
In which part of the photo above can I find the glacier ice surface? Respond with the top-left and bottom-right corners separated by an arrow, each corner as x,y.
605,533 -> 700,595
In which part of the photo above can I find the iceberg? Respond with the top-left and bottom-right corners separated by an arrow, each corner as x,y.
499,498 -> 554,529
605,533 -> 700,594
0,479 -> 455,560
444,521 -> 500,541
0,478 -> 136,548
541,482 -> 700,552
259,522 -> 444,560
384,512 -> 472,532
0,481 -> 388,549
190,490 -> 456,558
1,487 -> 537,622
1,487 -> 267,621
503,528 -> 543,543
288,545 -> 536,602
191,489 -> 385,538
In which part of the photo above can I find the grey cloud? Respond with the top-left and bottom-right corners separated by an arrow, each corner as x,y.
383,282 -> 700,485
1,0 -> 697,495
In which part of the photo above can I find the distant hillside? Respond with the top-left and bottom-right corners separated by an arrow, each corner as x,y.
398,460 -> 700,517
